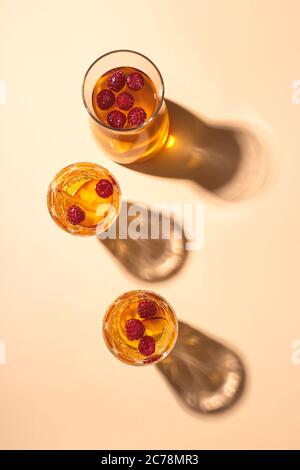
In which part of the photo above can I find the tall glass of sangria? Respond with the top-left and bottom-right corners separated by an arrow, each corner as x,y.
82,50 -> 169,164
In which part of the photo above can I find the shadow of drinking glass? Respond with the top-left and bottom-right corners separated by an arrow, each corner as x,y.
128,100 -> 269,202
157,321 -> 246,414
97,201 -> 188,282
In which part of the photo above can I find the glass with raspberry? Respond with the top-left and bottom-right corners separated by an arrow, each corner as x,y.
47,162 -> 121,236
82,50 -> 169,164
103,290 -> 178,366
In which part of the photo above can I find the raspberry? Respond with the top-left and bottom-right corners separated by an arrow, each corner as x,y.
125,319 -> 145,341
139,336 -> 156,356
144,355 -> 160,364
126,72 -> 144,91
95,179 -> 113,198
96,89 -> 115,110
107,70 -> 126,92
127,107 -> 147,127
138,299 -> 157,319
116,92 -> 134,111
67,205 -> 85,225
107,110 -> 126,129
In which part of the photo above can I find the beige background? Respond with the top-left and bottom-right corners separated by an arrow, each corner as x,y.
1,0 -> 300,450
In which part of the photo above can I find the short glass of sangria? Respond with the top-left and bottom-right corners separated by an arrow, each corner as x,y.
82,50 -> 169,164
47,162 -> 121,236
103,290 -> 178,366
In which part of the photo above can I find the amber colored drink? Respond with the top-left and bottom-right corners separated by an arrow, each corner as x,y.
47,162 -> 121,236
92,66 -> 157,129
82,50 -> 169,164
103,290 -> 178,366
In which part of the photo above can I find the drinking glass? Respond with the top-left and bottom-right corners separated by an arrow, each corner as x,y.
82,50 -> 169,164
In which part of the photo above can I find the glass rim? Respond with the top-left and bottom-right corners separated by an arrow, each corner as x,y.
81,49 -> 165,133
102,289 -> 178,366
47,161 -> 122,237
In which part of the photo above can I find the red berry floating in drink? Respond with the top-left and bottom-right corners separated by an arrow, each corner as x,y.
138,336 -> 156,356
107,70 -> 126,92
47,163 -> 121,236
107,110 -> 126,129
83,51 -> 170,164
95,179 -> 113,198
92,66 -> 157,130
67,205 -> 85,225
125,319 -> 145,341
128,107 -> 147,126
116,92 -> 134,111
103,291 -> 178,366
96,89 -> 115,110
126,72 -> 144,91
138,299 -> 157,319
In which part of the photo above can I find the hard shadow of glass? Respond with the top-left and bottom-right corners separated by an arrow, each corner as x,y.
157,321 -> 246,414
128,100 -> 269,201
97,201 -> 188,282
